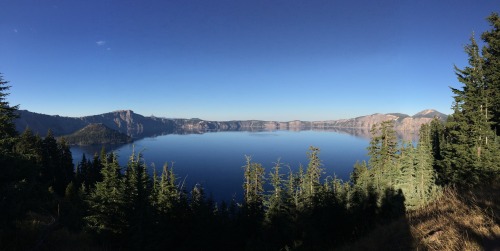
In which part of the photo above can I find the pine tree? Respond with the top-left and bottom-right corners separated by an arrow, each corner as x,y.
395,142 -> 417,208
429,118 -> 448,184
123,151 -> 151,248
0,74 -> 36,229
0,74 -> 19,154
443,35 -> 500,185
156,162 -> 179,214
302,146 -> 323,203
14,128 -> 43,164
481,12 -> 500,133
57,138 -> 74,196
85,153 -> 126,236
414,124 -> 439,205
367,121 -> 398,194
265,159 -> 286,223
242,156 -> 265,213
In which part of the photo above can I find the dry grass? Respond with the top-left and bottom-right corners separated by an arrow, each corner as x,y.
407,189 -> 500,250
409,183 -> 500,251
339,180 -> 500,251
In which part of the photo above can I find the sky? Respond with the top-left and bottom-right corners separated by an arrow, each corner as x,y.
1,0 -> 499,121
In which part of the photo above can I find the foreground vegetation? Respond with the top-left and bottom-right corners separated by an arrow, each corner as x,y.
1,12 -> 500,251
340,181 -> 500,250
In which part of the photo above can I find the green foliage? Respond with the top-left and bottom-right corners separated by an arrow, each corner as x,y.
85,153 -> 126,237
123,151 -> 152,248
367,120 -> 399,195
0,74 -> 19,153
265,159 -> 287,223
62,123 -> 131,145
436,34 -> 500,185
481,13 -> 500,132
243,155 -> 265,212
362,121 -> 440,210
302,146 -> 324,202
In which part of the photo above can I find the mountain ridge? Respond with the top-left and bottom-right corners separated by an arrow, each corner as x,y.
14,109 -> 448,139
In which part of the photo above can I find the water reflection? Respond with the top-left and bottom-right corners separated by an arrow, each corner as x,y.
70,128 -> 417,202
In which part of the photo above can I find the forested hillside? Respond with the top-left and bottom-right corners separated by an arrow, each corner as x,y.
1,12 -> 500,251
60,123 -> 132,145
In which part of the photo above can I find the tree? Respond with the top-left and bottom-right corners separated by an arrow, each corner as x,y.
0,74 -> 36,229
85,153 -> 126,237
123,151 -> 151,248
413,124 -> 439,205
243,156 -> 265,211
301,146 -> 324,205
367,121 -> 399,193
155,162 -> 179,214
0,74 -> 19,154
14,128 -> 43,164
442,35 -> 500,185
265,159 -> 286,223
481,13 -> 500,133
58,138 -> 74,195
242,155 -> 265,238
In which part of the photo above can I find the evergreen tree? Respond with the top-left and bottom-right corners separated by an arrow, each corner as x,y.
443,35 -> 500,184
303,146 -> 323,202
89,152 -> 103,189
367,121 -> 398,194
413,124 -> 439,205
243,156 -> 265,212
395,142 -> 417,208
155,162 -> 179,214
0,74 -> 19,153
265,159 -> 287,223
429,118 -> 447,184
481,12 -> 500,133
14,128 -> 43,164
242,155 -> 265,238
58,138 -> 74,195
123,151 -> 151,248
61,181 -> 86,231
0,74 -> 38,229
85,153 -> 126,237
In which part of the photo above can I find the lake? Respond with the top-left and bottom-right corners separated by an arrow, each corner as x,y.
71,130 -> 370,202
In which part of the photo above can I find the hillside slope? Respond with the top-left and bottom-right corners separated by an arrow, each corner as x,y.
60,123 -> 132,145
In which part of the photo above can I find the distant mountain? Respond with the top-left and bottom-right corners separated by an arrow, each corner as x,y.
14,109 -> 448,139
412,109 -> 448,119
60,123 -> 132,145
311,109 -> 447,132
15,110 -> 175,138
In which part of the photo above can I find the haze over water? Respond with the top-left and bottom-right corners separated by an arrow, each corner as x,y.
71,130 -> 369,202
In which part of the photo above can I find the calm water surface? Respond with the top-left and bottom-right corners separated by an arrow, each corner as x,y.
71,130 -> 370,202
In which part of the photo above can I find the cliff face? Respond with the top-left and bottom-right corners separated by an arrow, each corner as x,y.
15,110 -> 175,138
15,109 -> 447,139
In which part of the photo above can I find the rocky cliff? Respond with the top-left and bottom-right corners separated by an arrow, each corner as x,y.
15,109 -> 447,139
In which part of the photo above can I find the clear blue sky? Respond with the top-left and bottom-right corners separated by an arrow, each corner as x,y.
1,1 -> 499,121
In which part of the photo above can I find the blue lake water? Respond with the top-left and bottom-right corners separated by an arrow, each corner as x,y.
71,130 -> 370,202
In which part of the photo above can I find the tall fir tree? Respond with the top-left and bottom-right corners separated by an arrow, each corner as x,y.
123,151 -> 151,248
413,124 -> 439,205
85,153 -> 126,237
0,74 -> 19,154
367,120 -> 398,194
302,146 -> 324,203
265,159 -> 287,223
481,12 -> 500,133
443,35 -> 500,185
